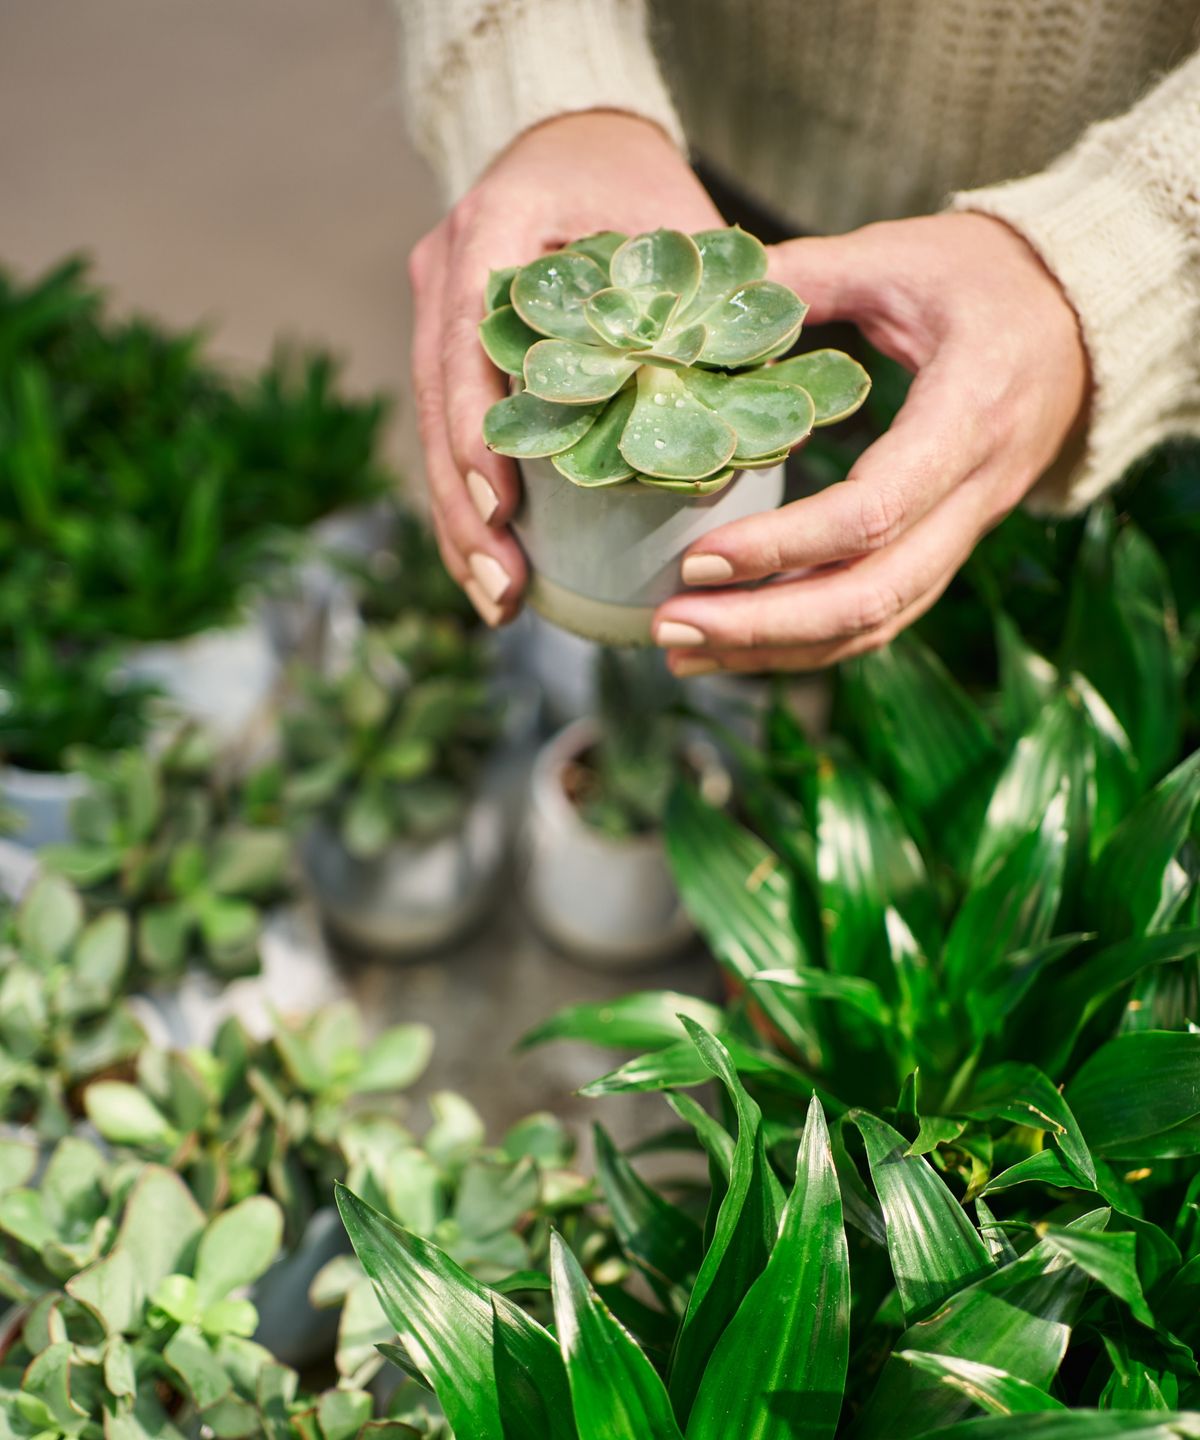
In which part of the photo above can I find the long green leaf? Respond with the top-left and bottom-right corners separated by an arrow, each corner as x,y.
668,1023 -> 783,1424
943,786 -> 1070,1012
1084,751 -> 1200,940
580,1034 -> 814,1101
897,1352 -> 1066,1415
519,992 -> 725,1053
664,785 -> 818,1063
593,1125 -> 702,1302
962,1064 -> 1096,1187
335,1185 -> 575,1440
550,1233 -> 683,1440
841,633 -> 1001,860
850,1210 -> 1109,1439
851,1111 -> 993,1323
1066,1032 -> 1200,1158
686,1098 -> 849,1440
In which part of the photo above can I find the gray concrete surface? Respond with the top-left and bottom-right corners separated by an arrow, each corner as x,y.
0,0 -> 721,1151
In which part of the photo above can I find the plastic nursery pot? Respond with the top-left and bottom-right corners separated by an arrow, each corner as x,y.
520,718 -> 726,970
0,767 -> 91,852
513,456 -> 786,646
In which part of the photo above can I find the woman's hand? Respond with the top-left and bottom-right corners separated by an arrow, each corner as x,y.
652,213 -> 1090,675
408,111 -> 723,626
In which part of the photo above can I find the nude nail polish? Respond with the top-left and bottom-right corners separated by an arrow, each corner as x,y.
468,551 -> 511,604
656,620 -> 707,648
682,553 -> 735,585
466,469 -> 499,524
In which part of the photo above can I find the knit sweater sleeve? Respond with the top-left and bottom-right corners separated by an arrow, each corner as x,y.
951,50 -> 1200,515
393,0 -> 685,203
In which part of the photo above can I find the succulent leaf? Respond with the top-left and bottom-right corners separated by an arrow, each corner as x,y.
483,391 -> 602,458
767,348 -> 873,425
681,226 -> 769,322
523,338 -> 638,404
584,287 -> 655,349
484,266 -> 519,312
618,367 -> 736,481
637,321 -> 707,367
478,306 -> 540,376
510,251 -> 609,341
551,386 -> 637,486
637,468 -> 736,495
562,229 -> 628,272
610,228 -> 703,307
682,370 -> 815,459
696,280 -> 808,367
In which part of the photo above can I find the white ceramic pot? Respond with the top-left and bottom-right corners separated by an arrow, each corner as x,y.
252,1206 -> 348,1368
513,457 -> 786,646
119,620 -> 278,744
301,796 -> 506,959
0,769 -> 90,852
521,719 -> 721,969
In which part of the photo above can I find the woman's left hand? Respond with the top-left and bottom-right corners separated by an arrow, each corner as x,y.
652,213 -> 1090,675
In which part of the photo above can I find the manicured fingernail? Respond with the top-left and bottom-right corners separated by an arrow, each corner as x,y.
673,656 -> 720,677
682,553 -> 735,585
464,579 -> 503,628
466,469 -> 499,524
656,620 -> 707,649
468,551 -> 511,603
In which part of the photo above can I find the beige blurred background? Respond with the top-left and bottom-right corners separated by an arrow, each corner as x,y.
0,0 -> 440,471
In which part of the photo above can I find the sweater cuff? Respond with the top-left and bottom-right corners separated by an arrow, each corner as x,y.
950,140 -> 1200,515
399,0 -> 686,203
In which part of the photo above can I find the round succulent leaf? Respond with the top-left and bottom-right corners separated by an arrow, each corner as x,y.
697,280 -> 808,367
680,226 -> 769,322
638,321 -> 707,368
585,288 -> 651,349
510,251 -> 608,341
610,229 -> 702,308
737,447 -> 791,469
523,338 -> 638,403
484,266 -> 519,313
619,366 -> 736,481
766,348 -> 872,425
478,306 -> 541,376
563,230 -> 628,273
551,386 -> 637,486
637,467 -> 737,495
682,370 -> 815,459
483,391 -> 602,458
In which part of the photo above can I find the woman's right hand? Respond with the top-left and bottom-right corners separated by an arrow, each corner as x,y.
407,110 -> 724,626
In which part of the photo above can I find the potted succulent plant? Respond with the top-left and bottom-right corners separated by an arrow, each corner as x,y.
522,647 -> 728,967
480,226 -> 870,643
283,613 -> 516,957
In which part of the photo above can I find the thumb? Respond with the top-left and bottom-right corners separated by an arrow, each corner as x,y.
766,233 -> 869,325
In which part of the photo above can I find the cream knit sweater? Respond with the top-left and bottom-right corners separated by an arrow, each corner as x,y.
395,0 -> 1200,513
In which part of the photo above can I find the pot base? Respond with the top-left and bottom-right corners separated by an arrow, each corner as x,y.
526,573 -> 656,647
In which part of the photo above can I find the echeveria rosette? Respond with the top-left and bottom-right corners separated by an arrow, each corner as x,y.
480,227 -> 870,493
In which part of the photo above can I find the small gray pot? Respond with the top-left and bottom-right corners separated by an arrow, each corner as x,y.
252,1206 -> 348,1368
0,770 -> 89,852
521,719 -> 725,969
514,457 -> 786,646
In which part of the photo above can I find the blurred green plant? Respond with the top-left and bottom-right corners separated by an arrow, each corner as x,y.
42,725 -> 291,982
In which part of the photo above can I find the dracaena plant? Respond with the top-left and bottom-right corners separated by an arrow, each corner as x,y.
335,1021 -> 1200,1439
78,1003 -> 434,1246
0,873 -> 144,1139
42,725 -> 291,982
281,615 -> 499,859
479,227 -> 870,493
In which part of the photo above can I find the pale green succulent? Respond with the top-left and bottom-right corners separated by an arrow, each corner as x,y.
480,227 -> 870,493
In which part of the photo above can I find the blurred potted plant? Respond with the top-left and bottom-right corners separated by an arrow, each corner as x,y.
522,647 -> 728,967
480,226 -> 869,642
282,613 -> 511,956
40,726 -> 292,1046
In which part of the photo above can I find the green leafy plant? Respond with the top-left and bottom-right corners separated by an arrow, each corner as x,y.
336,1020 -> 1200,1438
480,228 -> 869,492
281,615 -> 499,860
42,726 -> 291,982
0,873 -> 144,1139
80,1003 -> 434,1245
